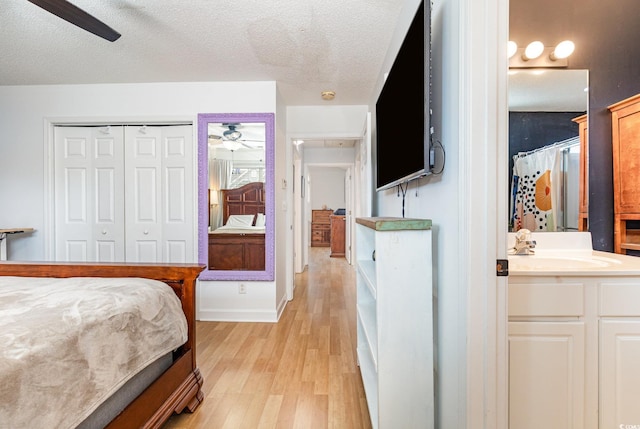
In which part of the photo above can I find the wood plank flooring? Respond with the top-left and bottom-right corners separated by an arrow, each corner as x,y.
163,247 -> 371,429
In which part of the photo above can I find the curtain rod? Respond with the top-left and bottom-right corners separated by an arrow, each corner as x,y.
515,135 -> 580,159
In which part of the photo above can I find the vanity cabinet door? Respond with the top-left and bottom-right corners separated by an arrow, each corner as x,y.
600,320 -> 640,429
508,322 -> 586,429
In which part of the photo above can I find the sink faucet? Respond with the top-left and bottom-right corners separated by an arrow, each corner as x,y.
512,228 -> 536,255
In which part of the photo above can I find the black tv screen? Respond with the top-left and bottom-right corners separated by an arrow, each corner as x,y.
375,0 -> 430,191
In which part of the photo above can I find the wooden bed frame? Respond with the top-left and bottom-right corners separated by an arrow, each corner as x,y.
221,181 -> 265,223
209,182 -> 266,271
0,261 -> 205,429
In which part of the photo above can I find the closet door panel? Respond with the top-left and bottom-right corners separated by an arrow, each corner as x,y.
54,126 -> 125,262
161,126 -> 194,263
125,127 -> 162,262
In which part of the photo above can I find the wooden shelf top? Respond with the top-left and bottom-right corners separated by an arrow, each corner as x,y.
0,228 -> 34,235
356,217 -> 432,231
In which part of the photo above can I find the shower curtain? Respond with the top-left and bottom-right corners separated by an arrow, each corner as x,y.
510,147 -> 562,232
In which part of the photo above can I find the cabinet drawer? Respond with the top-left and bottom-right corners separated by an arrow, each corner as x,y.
312,210 -> 332,223
509,282 -> 584,317
600,282 -> 640,316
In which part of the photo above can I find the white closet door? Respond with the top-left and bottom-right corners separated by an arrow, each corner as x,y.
160,125 -> 195,263
124,125 -> 194,263
54,126 -> 125,261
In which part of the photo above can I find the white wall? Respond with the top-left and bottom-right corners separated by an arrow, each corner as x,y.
308,166 -> 346,212
372,0 -> 463,427
287,106 -> 368,138
371,0 -> 509,427
0,81 -> 288,323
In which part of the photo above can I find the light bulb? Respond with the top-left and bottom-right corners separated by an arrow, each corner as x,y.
523,41 -> 544,60
508,41 -> 518,59
551,40 -> 575,60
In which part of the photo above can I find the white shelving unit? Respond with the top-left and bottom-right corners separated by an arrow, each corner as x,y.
355,217 -> 434,429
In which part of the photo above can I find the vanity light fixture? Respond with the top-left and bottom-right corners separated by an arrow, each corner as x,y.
523,41 -> 544,60
550,40 -> 575,60
508,41 -> 518,59
509,39 -> 576,68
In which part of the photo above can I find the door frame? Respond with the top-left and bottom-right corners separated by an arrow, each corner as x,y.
303,162 -> 356,264
460,0 -> 509,427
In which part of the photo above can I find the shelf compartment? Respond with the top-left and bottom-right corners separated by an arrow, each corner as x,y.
357,302 -> 378,370
357,260 -> 377,299
357,344 -> 379,429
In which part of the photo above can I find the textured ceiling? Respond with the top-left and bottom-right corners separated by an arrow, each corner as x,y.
1,0 -> 404,106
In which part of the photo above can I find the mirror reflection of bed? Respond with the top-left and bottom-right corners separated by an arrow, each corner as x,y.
208,182 -> 265,270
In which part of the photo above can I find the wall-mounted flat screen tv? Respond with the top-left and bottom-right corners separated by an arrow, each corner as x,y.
375,0 -> 431,191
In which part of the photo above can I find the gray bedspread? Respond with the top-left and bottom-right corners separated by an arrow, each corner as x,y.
0,276 -> 188,429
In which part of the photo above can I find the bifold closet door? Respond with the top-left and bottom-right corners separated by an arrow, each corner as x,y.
54,124 -> 194,263
54,126 -> 126,262
124,125 -> 194,263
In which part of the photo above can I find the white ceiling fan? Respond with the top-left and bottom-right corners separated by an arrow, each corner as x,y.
208,123 -> 265,152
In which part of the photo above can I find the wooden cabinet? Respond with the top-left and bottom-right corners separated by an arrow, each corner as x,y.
311,209 -> 332,247
355,217 -> 434,429
572,114 -> 588,231
609,94 -> 640,253
330,214 -> 345,257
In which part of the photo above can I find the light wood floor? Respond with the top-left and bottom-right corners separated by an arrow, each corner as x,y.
164,247 -> 371,429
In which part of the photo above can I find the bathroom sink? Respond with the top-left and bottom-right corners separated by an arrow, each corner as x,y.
508,254 -> 623,271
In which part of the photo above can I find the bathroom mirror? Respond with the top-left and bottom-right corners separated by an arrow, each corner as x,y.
197,113 -> 275,281
508,69 -> 588,232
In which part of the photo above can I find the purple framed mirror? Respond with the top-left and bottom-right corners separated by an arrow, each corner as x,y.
197,113 -> 275,281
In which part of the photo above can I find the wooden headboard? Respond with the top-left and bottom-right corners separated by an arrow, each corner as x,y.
221,182 -> 265,225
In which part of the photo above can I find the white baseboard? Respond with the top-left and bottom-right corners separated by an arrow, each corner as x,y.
197,308 -> 279,323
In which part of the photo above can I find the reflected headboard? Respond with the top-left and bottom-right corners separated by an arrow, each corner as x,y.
221,182 -> 265,225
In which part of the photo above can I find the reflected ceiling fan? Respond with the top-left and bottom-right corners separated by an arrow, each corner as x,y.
208,123 -> 265,152
27,0 -> 121,42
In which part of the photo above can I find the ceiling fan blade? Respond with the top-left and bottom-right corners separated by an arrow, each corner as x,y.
27,0 -> 121,42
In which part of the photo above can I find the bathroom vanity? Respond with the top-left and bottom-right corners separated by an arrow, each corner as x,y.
508,232 -> 640,429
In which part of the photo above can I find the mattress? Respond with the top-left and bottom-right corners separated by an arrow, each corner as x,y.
211,225 -> 266,234
0,276 -> 188,429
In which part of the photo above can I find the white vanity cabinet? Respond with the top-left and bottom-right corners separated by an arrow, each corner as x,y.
508,274 -> 640,429
509,322 -> 586,429
355,217 -> 433,429
599,282 -> 640,428
508,280 -> 592,429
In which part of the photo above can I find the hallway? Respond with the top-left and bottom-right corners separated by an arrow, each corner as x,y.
164,247 -> 371,428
